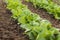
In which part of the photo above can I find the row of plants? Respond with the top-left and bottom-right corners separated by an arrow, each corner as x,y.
26,0 -> 60,19
5,0 -> 60,40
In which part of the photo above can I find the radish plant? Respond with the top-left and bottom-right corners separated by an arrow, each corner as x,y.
5,0 -> 60,40
26,0 -> 60,19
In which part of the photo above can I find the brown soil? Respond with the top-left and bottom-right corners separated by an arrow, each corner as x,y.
0,0 -> 29,40
22,0 -> 60,28
53,0 -> 60,5
0,0 -> 60,40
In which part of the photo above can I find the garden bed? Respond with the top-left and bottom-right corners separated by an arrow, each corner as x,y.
22,0 -> 60,28
0,0 -> 60,40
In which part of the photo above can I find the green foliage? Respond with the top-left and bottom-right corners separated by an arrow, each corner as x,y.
26,0 -> 60,19
6,0 -> 60,40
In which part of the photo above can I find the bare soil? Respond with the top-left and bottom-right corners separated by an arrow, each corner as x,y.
0,0 -> 60,40
0,0 -> 29,40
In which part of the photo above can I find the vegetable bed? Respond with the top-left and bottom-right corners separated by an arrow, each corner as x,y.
0,0 -> 60,40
